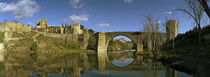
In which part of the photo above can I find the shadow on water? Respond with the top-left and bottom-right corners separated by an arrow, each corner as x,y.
0,51 -> 193,77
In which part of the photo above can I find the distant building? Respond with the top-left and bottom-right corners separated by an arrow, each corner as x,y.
36,18 -> 48,29
34,18 -> 85,35
36,18 -> 60,33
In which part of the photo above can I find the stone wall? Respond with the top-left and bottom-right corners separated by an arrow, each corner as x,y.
2,22 -> 31,32
0,43 -> 4,62
4,22 -> 30,31
70,23 -> 83,35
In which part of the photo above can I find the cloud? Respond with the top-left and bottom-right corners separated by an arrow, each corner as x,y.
69,14 -> 89,24
70,0 -> 84,8
0,0 -> 39,19
124,0 -> 133,3
166,11 -> 173,14
96,24 -> 110,27
158,20 -> 162,24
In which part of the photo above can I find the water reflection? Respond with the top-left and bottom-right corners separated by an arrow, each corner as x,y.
108,51 -> 135,67
0,51 -> 192,77
111,58 -> 134,67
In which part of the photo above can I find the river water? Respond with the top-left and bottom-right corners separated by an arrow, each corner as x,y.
0,51 -> 193,77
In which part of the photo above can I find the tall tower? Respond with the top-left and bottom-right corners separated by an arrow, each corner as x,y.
166,20 -> 178,40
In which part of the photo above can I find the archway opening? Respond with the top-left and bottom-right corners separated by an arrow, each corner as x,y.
107,35 -> 136,52
107,35 -> 136,67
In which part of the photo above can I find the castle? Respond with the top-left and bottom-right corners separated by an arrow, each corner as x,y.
34,18 -> 84,35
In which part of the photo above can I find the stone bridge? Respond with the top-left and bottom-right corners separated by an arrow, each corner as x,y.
97,32 -> 144,54
96,20 -> 179,54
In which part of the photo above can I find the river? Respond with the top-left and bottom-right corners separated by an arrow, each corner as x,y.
0,51 -> 193,77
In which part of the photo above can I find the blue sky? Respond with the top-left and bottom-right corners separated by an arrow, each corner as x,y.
0,0 -> 209,34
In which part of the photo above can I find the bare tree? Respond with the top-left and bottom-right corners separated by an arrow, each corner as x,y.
198,0 -> 210,18
176,0 -> 204,45
143,15 -> 166,52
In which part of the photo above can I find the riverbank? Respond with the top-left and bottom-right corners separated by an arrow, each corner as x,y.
153,25 -> 210,77
155,55 -> 210,77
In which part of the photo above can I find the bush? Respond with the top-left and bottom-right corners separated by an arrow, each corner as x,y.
80,25 -> 85,29
30,42 -> 38,51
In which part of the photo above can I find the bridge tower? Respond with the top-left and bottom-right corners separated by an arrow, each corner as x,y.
166,20 -> 178,48
166,20 -> 178,40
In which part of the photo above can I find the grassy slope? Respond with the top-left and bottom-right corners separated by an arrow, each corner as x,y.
162,25 -> 210,58
7,31 -> 83,52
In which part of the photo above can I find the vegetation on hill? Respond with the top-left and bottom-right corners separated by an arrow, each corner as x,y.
107,38 -> 134,51
161,25 -> 210,58
6,31 -> 83,52
87,33 -> 97,50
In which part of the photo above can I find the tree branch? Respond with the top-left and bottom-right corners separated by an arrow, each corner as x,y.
198,0 -> 210,18
176,9 -> 200,27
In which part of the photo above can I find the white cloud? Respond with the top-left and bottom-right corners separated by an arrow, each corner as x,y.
0,0 -> 39,19
124,0 -> 133,3
69,14 -> 89,24
158,20 -> 162,24
166,11 -> 173,14
70,0 -> 84,8
96,24 -> 110,27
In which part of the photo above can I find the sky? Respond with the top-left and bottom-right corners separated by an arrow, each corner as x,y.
0,0 -> 209,34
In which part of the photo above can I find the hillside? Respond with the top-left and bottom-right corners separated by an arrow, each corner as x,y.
107,38 -> 134,51
163,25 -> 210,58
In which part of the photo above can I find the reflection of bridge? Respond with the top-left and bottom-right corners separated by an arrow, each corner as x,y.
98,53 -> 164,70
97,53 -> 178,77
2,52 -> 178,77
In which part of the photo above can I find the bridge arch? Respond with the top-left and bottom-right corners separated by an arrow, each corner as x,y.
97,32 -> 144,54
106,34 -> 137,51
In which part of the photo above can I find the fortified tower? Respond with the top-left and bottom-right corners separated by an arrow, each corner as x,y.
70,23 -> 83,35
166,20 -> 178,40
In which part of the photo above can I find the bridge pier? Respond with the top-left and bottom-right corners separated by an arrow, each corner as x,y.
136,42 -> 143,54
97,32 -> 107,52
136,35 -> 143,54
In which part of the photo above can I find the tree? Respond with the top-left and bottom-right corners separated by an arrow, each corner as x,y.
198,0 -> 210,18
176,0 -> 204,45
143,15 -> 166,53
80,24 -> 85,29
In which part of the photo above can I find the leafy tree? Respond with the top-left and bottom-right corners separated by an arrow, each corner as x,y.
88,29 -> 95,34
30,42 -> 38,51
80,24 -> 85,29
